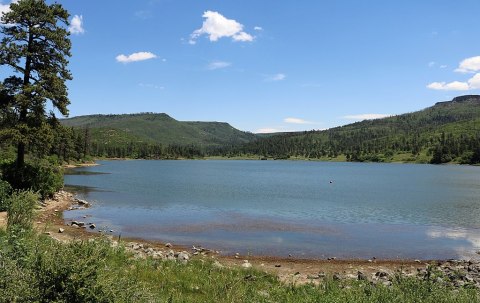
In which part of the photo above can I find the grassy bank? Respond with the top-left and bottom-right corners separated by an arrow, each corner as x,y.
0,228 -> 478,302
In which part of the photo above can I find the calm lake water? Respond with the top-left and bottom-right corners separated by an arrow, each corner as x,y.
64,160 -> 480,260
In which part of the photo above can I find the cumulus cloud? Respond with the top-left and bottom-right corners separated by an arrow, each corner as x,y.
189,11 -> 253,44
69,15 -> 84,35
265,73 -> 286,82
116,52 -> 157,63
207,61 -> 231,70
455,56 -> 480,73
427,81 -> 470,91
468,73 -> 480,89
284,117 -> 312,124
427,73 -> 480,91
0,0 -> 18,20
254,26 -> 263,31
427,56 -> 480,91
343,114 -> 391,120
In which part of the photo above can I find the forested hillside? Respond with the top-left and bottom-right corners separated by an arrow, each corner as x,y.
218,95 -> 480,164
60,113 -> 256,159
24,95 -> 479,163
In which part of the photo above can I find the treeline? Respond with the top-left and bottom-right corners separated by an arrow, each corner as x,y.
50,126 -> 204,161
212,98 -> 480,164
213,130 -> 480,164
46,123 -> 480,165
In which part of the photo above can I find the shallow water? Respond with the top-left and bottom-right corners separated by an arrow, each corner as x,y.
64,160 -> 480,259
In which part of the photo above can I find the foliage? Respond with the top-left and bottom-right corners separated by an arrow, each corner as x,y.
0,179 -> 11,211
218,96 -> 480,164
0,229 -> 478,302
60,113 -> 256,158
54,96 -> 480,164
6,190 -> 38,233
0,0 -> 72,167
1,159 -> 63,199
0,232 -> 149,302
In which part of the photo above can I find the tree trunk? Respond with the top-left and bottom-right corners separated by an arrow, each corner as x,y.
16,30 -> 33,168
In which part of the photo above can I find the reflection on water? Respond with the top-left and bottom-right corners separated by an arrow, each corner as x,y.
63,184 -> 107,196
63,160 -> 480,259
427,227 -> 480,260
64,169 -> 110,176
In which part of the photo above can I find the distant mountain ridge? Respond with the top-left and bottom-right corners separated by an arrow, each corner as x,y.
435,95 -> 480,106
61,112 -> 257,148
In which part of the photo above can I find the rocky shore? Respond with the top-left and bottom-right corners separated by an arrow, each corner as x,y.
3,190 -> 480,290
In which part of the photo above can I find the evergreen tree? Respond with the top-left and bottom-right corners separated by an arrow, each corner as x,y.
0,0 -> 72,167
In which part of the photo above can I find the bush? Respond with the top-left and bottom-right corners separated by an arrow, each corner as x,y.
1,159 -> 63,199
0,179 -> 11,211
6,190 -> 38,233
0,233 -> 149,302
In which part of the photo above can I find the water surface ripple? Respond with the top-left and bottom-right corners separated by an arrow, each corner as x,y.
64,160 -> 480,259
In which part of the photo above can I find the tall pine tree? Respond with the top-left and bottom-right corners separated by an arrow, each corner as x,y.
0,0 -> 72,167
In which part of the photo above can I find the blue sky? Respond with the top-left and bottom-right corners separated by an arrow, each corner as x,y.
2,0 -> 480,133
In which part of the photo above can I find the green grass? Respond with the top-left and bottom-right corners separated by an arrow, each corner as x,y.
0,229 -> 478,302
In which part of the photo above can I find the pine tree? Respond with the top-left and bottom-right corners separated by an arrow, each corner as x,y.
0,0 -> 72,167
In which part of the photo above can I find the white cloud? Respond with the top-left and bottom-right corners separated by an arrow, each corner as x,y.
265,73 -> 286,82
254,26 -> 263,31
256,128 -> 281,134
468,73 -> 480,89
189,11 -> 253,44
0,0 -> 18,20
284,117 -> 311,124
440,65 -> 447,69
207,61 -> 231,70
343,114 -> 391,120
428,56 -> 480,90
427,81 -> 470,91
69,15 -> 84,35
455,56 -> 480,73
116,52 -> 157,63
428,61 -> 436,68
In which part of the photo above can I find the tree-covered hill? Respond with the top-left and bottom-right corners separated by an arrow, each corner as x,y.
60,113 -> 257,158
221,95 -> 480,164
57,96 -> 480,163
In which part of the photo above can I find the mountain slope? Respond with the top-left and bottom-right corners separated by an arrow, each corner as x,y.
61,113 -> 256,147
224,95 -> 480,164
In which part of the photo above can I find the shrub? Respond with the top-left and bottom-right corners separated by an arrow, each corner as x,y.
6,190 -> 38,233
1,159 -> 63,199
0,233 -> 149,302
0,179 -> 11,211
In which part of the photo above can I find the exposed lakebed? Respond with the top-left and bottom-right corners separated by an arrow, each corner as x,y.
64,160 -> 480,260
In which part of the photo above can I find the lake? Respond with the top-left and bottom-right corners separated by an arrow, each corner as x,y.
64,160 -> 480,260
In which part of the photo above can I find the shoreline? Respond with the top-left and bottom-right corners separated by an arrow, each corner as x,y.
63,162 -> 100,169
3,190 -> 480,286
82,157 -> 479,166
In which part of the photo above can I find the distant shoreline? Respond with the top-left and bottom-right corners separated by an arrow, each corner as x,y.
74,156 -> 479,166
